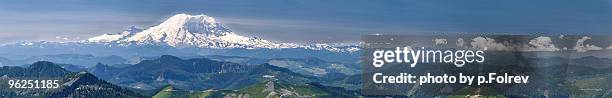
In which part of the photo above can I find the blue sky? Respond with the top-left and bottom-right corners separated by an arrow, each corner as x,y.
1,0 -> 611,44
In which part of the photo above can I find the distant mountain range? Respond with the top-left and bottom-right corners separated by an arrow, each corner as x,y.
1,53 -> 609,97
89,55 -> 329,91
0,58 -> 361,97
201,55 -> 360,78
0,54 -> 126,67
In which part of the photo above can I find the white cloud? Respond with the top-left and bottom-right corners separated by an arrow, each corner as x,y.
433,38 -> 447,45
470,36 -> 510,51
574,36 -> 602,52
524,36 -> 559,51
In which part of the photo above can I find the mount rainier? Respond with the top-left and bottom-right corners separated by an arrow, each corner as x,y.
87,14 -> 358,52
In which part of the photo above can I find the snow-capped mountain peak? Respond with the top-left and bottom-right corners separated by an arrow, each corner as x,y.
132,13 -> 230,37
87,14 -> 296,48
123,14 -> 237,47
86,13 -> 358,52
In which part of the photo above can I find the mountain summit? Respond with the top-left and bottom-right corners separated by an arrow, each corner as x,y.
88,14 -> 300,49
